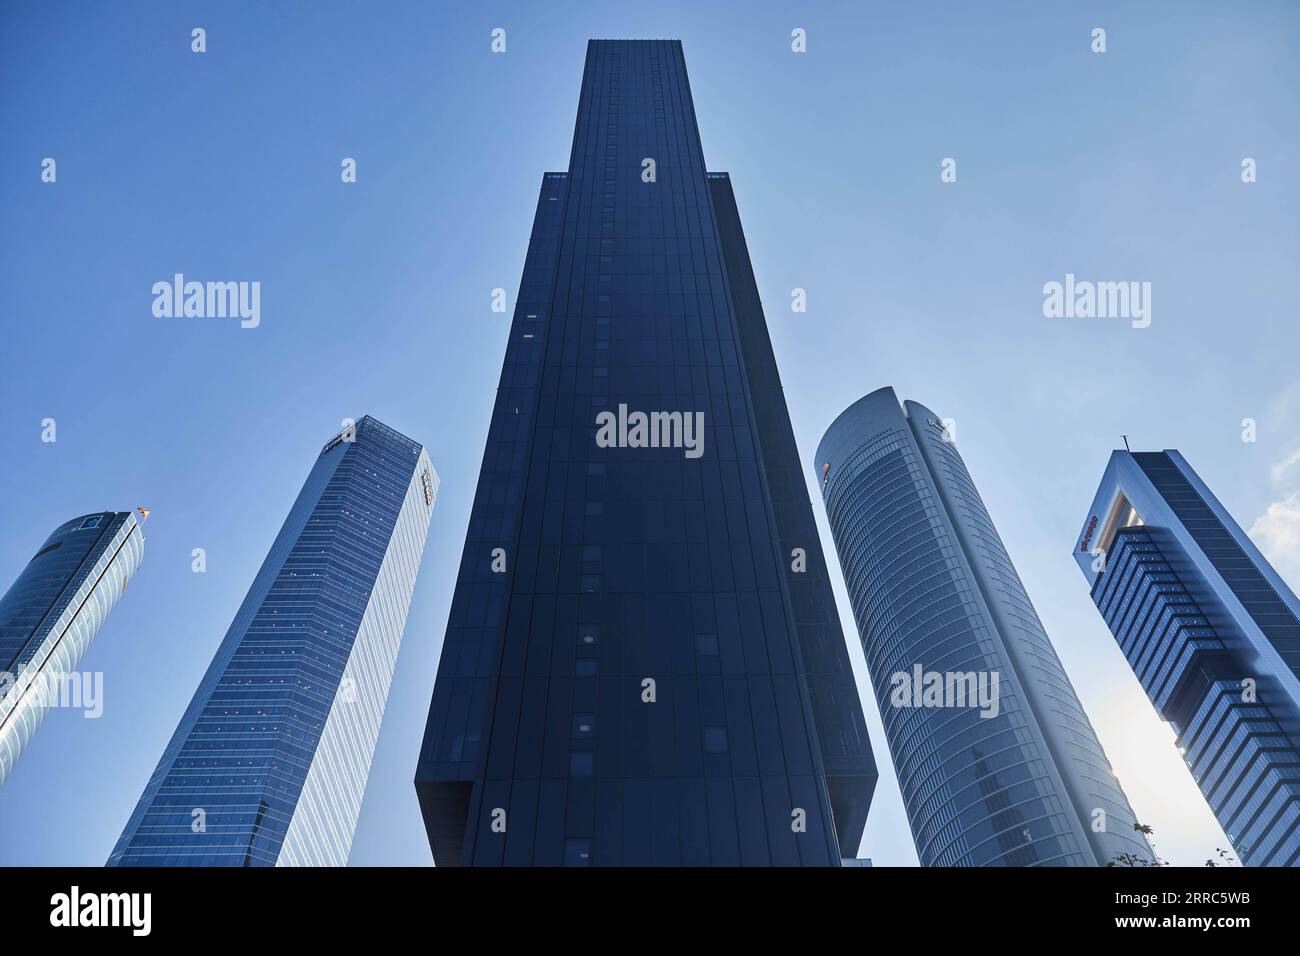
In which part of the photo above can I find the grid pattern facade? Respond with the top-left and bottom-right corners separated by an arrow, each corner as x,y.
1089,500 -> 1300,866
110,417 -> 434,866
817,388 -> 1151,866
1133,452 -> 1300,681
0,511 -> 142,785
416,39 -> 872,867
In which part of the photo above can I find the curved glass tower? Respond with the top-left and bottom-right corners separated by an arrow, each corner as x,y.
0,510 -> 143,786
110,416 -> 436,866
816,387 -> 1150,866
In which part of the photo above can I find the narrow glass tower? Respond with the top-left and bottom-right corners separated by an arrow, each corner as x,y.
0,511 -> 143,786
416,39 -> 876,867
109,416 -> 436,866
817,387 -> 1150,866
1074,449 -> 1300,866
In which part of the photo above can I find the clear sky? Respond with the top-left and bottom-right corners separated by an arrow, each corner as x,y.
2,1 -> 1297,867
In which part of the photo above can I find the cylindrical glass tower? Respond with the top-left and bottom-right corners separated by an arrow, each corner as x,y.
816,387 -> 1150,866
0,511 -> 143,785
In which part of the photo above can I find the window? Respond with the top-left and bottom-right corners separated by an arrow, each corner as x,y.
80,516 -> 102,529
695,634 -> 718,655
703,727 -> 728,754
575,660 -> 598,677
578,625 -> 599,646
564,838 -> 592,866
570,751 -> 593,777
573,715 -> 595,738
30,540 -> 63,561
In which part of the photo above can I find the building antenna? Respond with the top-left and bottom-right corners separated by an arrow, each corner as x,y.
1121,435 -> 1131,452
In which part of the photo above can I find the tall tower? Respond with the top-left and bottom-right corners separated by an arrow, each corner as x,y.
0,511 -> 143,786
416,40 -> 876,867
816,388 -> 1150,866
1074,449 -> 1300,866
110,416 -> 436,866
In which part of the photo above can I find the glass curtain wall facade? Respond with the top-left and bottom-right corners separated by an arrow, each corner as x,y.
1074,450 -> 1300,866
416,39 -> 876,867
109,416 -> 436,866
817,388 -> 1151,866
0,511 -> 143,786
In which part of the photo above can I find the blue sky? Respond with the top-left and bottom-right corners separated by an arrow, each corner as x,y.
2,1 -> 1297,867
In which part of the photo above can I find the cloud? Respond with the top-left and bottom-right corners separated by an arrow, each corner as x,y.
1249,491 -> 1300,593
1271,448 -> 1300,487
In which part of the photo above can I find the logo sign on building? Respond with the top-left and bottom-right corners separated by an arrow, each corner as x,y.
1079,515 -> 1099,553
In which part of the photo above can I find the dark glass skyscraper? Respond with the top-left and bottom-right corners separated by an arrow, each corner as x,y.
110,416 -> 436,866
416,39 -> 876,866
1075,449 -> 1300,866
817,388 -> 1151,866
0,511 -> 143,786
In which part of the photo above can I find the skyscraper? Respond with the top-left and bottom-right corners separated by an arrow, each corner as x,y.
416,39 -> 876,867
816,388 -> 1151,866
0,511 -> 143,786
1074,449 -> 1300,866
109,416 -> 436,866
